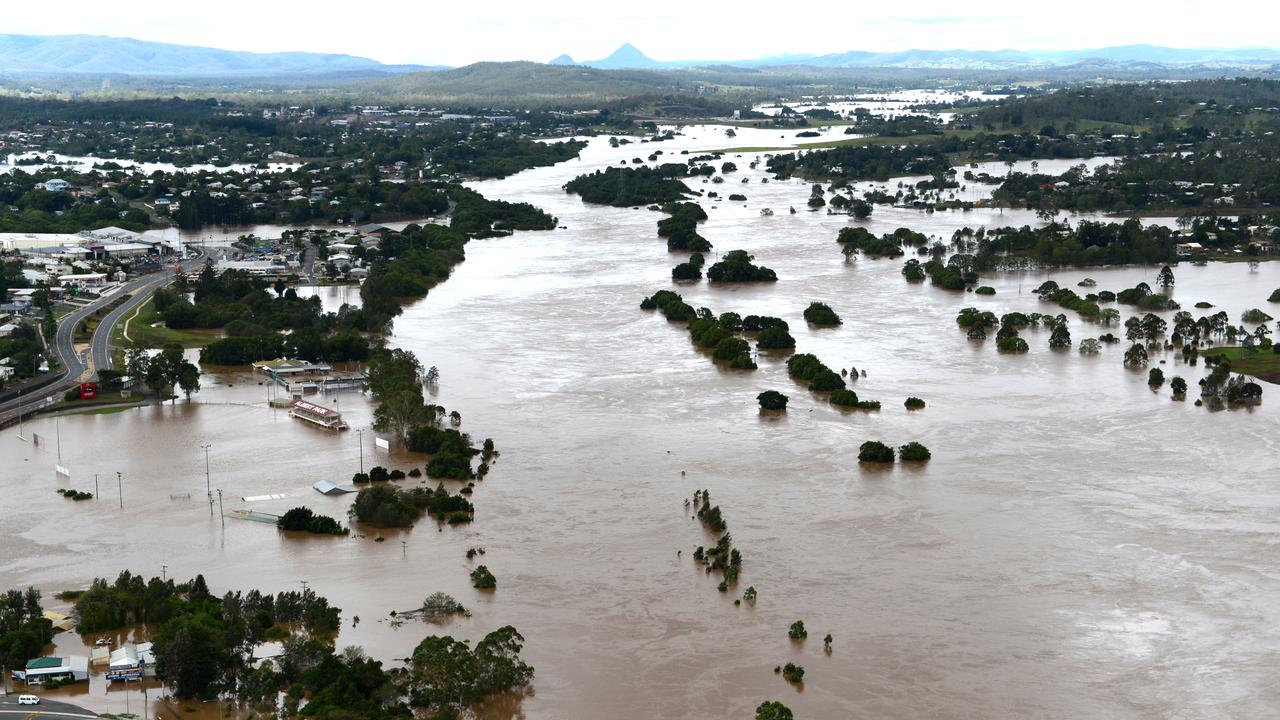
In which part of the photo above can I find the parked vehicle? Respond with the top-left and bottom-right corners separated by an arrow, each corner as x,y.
18,695 -> 41,705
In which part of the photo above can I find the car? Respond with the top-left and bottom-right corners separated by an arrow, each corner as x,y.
17,695 -> 40,705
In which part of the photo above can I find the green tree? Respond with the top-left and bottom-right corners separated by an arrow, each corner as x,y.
153,612 -> 228,698
757,390 -> 788,411
756,700 -> 795,720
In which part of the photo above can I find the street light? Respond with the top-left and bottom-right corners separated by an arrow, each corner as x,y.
356,428 -> 365,474
201,443 -> 212,517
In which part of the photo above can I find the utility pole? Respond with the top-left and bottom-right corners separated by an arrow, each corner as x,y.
55,412 -> 61,465
117,471 -> 123,510
161,564 -> 167,581
94,473 -> 99,501
201,444 -> 212,517
356,428 -> 364,474
17,387 -> 25,441
217,489 -> 224,527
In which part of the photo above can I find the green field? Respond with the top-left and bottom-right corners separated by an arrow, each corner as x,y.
113,297 -> 218,349
1205,346 -> 1280,385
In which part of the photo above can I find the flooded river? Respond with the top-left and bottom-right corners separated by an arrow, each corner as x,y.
3,124 -> 1279,719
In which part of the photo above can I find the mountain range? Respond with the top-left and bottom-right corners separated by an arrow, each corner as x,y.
1,34 -> 1278,81
0,34 -> 435,76
556,43 -> 1280,71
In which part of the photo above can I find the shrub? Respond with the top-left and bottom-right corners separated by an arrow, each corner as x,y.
420,592 -> 470,623
470,565 -> 496,589
904,397 -> 925,409
408,468 -> 422,478
389,469 -> 406,480
997,337 -> 1029,353
809,370 -> 846,392
974,286 -> 996,295
829,389 -> 859,407
706,250 -> 777,282
787,620 -> 807,639
671,261 -> 702,280
781,663 -> 805,684
756,325 -> 796,350
1194,301 -> 1213,308
803,301 -> 842,326
757,390 -> 788,411
1170,376 -> 1188,397
352,472 -> 370,484
57,488 -> 93,501
1268,288 -> 1280,302
1148,368 -> 1165,386
369,466 -> 390,482
755,701 -> 794,720
277,506 -> 348,535
1242,308 -> 1274,324
858,441 -> 894,463
898,442 -> 931,462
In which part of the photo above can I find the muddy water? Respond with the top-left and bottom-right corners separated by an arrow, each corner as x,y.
3,124 -> 1280,720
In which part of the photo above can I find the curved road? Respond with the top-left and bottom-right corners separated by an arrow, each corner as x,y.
0,695 -> 97,718
0,251 -> 206,424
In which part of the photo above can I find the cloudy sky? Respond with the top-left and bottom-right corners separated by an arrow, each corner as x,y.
5,0 -> 1278,66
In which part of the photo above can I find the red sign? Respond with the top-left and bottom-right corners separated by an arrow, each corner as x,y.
80,382 -> 98,400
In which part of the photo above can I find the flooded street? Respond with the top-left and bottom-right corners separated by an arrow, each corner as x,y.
3,124 -> 1280,719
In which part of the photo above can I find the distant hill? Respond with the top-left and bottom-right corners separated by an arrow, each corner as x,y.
0,34 -> 436,76
583,43 -> 663,70
373,61 -> 696,104
549,43 -> 1280,71
548,54 -> 577,66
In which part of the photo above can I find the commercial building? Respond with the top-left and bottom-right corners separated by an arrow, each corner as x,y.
289,398 -> 348,430
20,655 -> 90,684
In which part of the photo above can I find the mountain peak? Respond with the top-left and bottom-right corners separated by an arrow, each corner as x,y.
587,43 -> 661,69
548,53 -> 576,65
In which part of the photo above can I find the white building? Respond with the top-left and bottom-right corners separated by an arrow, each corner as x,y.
42,179 -> 71,192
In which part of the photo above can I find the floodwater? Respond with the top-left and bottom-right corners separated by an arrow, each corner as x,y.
1,152 -> 299,176
3,123 -> 1280,720
754,89 -> 1012,125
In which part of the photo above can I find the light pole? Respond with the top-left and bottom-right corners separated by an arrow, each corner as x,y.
356,428 -> 364,474
94,473 -> 99,501
117,471 -> 123,510
161,564 -> 167,581
217,489 -> 224,527
201,444 -> 212,516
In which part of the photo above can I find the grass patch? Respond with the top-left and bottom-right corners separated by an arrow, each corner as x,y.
72,405 -> 136,416
1205,346 -> 1280,385
115,297 -> 218,349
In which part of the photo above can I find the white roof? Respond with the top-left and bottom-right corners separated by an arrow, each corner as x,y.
0,232 -> 84,250
87,226 -> 142,241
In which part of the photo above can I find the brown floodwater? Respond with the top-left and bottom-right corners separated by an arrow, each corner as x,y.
3,123 -> 1279,720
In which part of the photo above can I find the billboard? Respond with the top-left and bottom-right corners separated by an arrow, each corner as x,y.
80,383 -> 98,400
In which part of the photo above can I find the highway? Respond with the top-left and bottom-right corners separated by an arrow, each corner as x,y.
0,250 -> 206,424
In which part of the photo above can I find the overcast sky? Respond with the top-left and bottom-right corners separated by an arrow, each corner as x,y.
6,0 -> 1278,66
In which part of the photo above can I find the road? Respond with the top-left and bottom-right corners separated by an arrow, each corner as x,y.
0,251 -> 206,424
0,695 -> 97,719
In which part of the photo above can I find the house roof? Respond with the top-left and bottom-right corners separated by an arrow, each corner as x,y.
27,656 -> 65,669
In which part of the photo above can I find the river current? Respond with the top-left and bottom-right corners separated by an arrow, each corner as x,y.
2,122 -> 1278,719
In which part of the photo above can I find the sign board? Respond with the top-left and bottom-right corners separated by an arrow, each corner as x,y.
374,437 -> 390,451
55,465 -> 70,477
80,382 -> 98,400
106,669 -> 142,681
